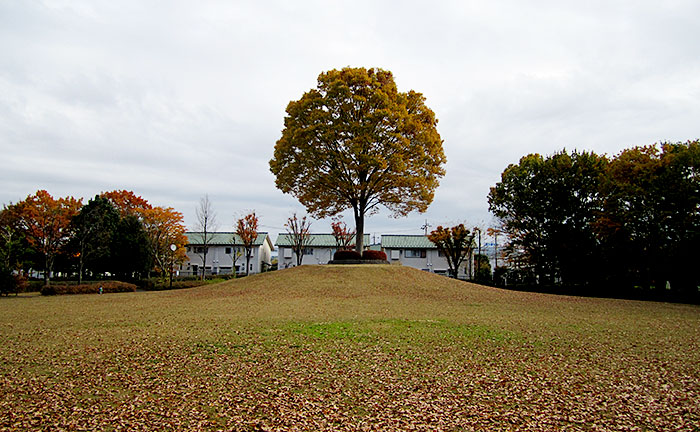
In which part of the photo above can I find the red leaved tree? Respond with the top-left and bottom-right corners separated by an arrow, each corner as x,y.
285,213 -> 312,266
236,212 -> 259,276
331,219 -> 355,251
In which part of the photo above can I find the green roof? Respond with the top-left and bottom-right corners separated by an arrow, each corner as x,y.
381,235 -> 436,249
186,232 -> 269,247
276,233 -> 370,247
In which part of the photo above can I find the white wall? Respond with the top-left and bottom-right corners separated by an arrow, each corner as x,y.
384,248 -> 468,278
185,245 -> 263,275
277,246 -> 336,268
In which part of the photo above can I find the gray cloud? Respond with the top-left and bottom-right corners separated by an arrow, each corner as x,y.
1,0 -> 699,240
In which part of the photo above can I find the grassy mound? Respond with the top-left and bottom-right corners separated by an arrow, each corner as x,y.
1,265 -> 698,430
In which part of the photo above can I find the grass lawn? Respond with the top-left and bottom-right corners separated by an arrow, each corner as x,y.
1,265 -> 698,431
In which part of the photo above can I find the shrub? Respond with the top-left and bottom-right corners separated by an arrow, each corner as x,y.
362,250 -> 387,261
333,250 -> 362,261
0,267 -> 24,296
41,281 -> 137,295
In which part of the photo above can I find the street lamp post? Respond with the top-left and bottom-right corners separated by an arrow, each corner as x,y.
169,244 -> 176,289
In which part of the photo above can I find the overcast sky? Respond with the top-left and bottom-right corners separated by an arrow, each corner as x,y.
1,0 -> 699,242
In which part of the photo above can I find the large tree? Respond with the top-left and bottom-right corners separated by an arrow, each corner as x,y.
70,195 -> 120,283
597,141 -> 700,292
488,150 -> 606,286
18,190 -> 82,285
141,206 -> 188,282
111,214 -> 152,280
0,203 -> 28,273
270,67 -> 446,252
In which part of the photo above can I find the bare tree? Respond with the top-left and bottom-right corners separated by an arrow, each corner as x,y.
194,195 -> 218,280
285,213 -> 312,266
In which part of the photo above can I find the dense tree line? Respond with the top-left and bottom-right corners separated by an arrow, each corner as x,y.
0,190 -> 187,293
488,140 -> 699,299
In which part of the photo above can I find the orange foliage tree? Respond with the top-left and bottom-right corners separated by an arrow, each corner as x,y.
428,224 -> 475,279
18,190 -> 82,285
141,206 -> 187,280
236,212 -> 259,275
270,67 -> 446,252
101,190 -> 152,217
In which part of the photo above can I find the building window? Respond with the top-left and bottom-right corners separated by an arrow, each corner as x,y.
437,249 -> 444,257
194,246 -> 204,254
405,249 -> 426,258
303,247 -> 313,255
225,247 -> 232,254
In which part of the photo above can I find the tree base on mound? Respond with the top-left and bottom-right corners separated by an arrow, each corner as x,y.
328,259 -> 390,265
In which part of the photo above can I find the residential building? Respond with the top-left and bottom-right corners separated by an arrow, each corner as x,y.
275,233 -> 371,268
184,232 -> 274,276
380,234 -> 470,278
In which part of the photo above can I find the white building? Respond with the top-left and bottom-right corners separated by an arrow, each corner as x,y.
184,232 -> 274,276
380,235 -> 469,278
275,233 -> 371,268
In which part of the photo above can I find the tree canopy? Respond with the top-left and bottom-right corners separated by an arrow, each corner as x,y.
270,67 -> 446,251
488,150 -> 606,286
488,141 -> 700,297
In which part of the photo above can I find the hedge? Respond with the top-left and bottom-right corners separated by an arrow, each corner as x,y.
41,281 -> 137,296
333,250 -> 362,260
362,250 -> 387,261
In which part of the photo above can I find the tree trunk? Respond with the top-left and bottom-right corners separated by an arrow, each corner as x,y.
201,247 -> 207,280
78,254 -> 84,284
295,247 -> 303,266
246,251 -> 250,276
353,205 -> 365,253
44,253 -> 51,286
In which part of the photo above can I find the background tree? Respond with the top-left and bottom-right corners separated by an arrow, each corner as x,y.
141,206 -> 187,283
18,190 -> 81,285
285,213 -> 312,266
101,190 -> 152,217
111,214 -> 152,280
101,190 -> 154,280
0,203 -> 28,273
270,67 -> 446,252
330,218 -> 355,251
236,211 -> 259,276
473,253 -> 492,284
488,150 -> 606,287
69,195 -> 120,283
428,224 -> 475,279
596,141 -> 700,293
0,204 -> 28,295
193,195 -> 218,279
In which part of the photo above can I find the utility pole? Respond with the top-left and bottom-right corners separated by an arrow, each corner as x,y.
475,228 -> 482,280
420,219 -> 432,235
